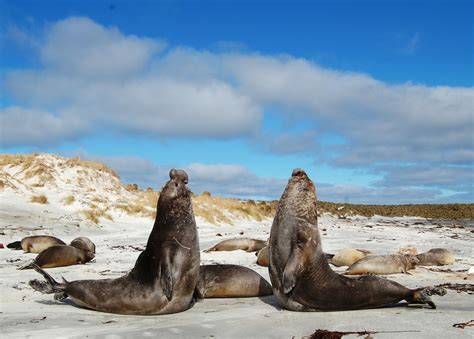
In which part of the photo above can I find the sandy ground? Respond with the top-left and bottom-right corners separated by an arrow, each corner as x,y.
1,208 -> 473,338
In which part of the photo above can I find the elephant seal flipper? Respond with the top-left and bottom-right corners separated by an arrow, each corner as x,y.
269,168 -> 446,311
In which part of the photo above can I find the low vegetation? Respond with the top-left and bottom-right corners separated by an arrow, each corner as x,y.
317,201 -> 474,220
30,194 -> 48,204
62,195 -> 75,205
82,205 -> 113,224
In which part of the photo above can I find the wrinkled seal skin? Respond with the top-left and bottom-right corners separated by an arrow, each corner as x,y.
7,236 -> 65,253
29,169 -> 200,315
416,248 -> 455,266
195,264 -> 272,298
344,254 -> 419,275
204,238 -> 267,253
268,169 -> 446,311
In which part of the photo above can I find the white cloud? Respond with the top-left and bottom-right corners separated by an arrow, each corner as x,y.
41,17 -> 164,78
2,17 -> 473,202
0,106 -> 88,147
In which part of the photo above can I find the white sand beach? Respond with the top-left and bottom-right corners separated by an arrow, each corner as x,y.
0,155 -> 473,338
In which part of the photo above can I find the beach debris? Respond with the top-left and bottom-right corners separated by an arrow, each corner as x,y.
304,329 -> 421,339
453,320 -> 474,329
468,267 -> 474,275
435,283 -> 474,294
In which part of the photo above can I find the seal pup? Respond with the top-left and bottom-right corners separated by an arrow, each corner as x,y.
330,248 -> 372,267
69,237 -> 95,254
20,245 -> 95,269
204,238 -> 267,253
416,248 -> 455,266
28,169 -> 201,315
7,236 -> 65,253
268,168 -> 446,311
195,264 -> 272,298
344,254 -> 419,275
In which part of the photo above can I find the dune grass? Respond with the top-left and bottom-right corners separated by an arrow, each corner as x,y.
30,194 -> 48,204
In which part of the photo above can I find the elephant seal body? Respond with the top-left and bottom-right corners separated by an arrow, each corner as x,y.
398,245 -> 418,255
69,237 -> 95,254
29,169 -> 201,315
268,169 -> 446,311
22,245 -> 95,269
344,254 -> 419,275
204,238 -> 267,253
256,246 -> 270,267
195,264 -> 272,298
330,248 -> 372,267
416,248 -> 455,266
7,236 -> 65,253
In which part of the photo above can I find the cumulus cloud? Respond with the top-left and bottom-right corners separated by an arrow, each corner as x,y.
2,16 -> 473,202
0,106 -> 88,147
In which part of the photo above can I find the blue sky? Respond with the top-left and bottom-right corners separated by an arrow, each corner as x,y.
1,0 -> 473,203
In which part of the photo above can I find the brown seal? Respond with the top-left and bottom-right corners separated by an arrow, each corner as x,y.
344,254 -> 419,275
257,245 -> 334,268
256,246 -> 270,267
268,168 -> 446,311
398,245 -> 418,255
69,237 -> 95,254
204,238 -> 267,253
416,248 -> 455,266
28,169 -> 201,315
330,248 -> 372,267
21,245 -> 95,269
194,264 -> 272,298
7,236 -> 65,253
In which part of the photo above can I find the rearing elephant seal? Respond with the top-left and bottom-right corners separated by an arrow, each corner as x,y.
29,169 -> 201,315
268,169 -> 446,311
7,236 -> 65,253
195,264 -> 272,298
344,254 -> 419,275
416,248 -> 455,266
204,238 -> 267,253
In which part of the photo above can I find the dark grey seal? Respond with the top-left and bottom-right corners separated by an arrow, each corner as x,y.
29,169 -> 200,315
268,168 -> 446,311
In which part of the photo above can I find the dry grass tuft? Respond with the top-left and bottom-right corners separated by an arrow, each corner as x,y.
62,195 -> 75,205
192,195 -> 277,225
114,189 -> 160,218
30,194 -> 48,204
82,205 -> 113,224
65,157 -> 119,179
0,180 -> 4,189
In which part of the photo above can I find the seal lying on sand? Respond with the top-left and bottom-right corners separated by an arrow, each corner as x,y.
330,248 -> 372,267
195,264 -> 272,298
416,248 -> 455,266
69,237 -> 95,254
204,238 -> 267,253
256,246 -> 270,267
7,236 -> 65,253
344,254 -> 419,275
21,245 -> 95,269
268,169 -> 446,311
29,169 -> 201,315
